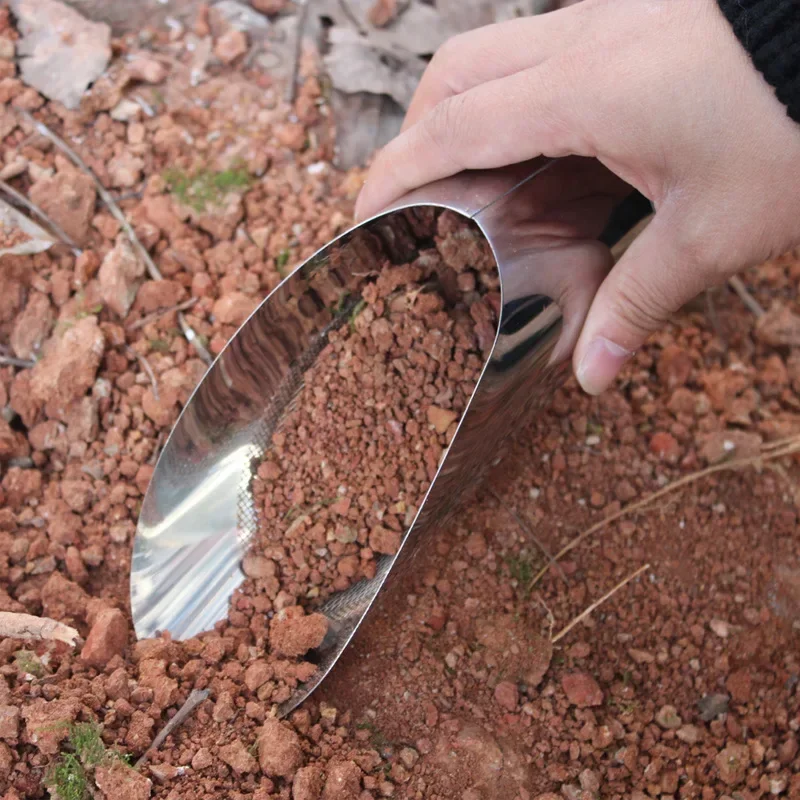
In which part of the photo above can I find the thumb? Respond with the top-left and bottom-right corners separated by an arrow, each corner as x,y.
573,214 -> 708,395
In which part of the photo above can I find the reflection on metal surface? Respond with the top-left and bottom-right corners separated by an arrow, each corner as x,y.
130,156 -> 647,714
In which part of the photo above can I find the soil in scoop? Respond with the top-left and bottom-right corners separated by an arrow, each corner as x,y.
224,209 -> 500,705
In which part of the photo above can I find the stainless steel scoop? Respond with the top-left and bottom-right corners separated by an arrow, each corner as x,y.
130,156 -> 649,714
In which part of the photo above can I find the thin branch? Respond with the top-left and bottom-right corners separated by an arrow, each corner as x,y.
530,435 -> 800,591
0,611 -> 80,646
0,354 -> 35,368
551,563 -> 651,644
488,487 -> 568,586
18,110 -> 211,365
125,345 -> 159,402
126,296 -> 198,331
728,275 -> 765,318
285,0 -> 311,104
135,688 -> 209,769
0,179 -> 81,255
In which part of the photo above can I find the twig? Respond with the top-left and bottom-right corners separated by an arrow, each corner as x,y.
0,179 -> 82,255
18,110 -> 212,365
125,345 -> 159,402
728,275 -> 765,318
126,296 -> 198,331
135,688 -> 209,769
488,487 -> 568,586
149,431 -> 164,466
0,611 -> 80,646
285,0 -> 310,104
529,434 -> 800,591
551,564 -> 651,644
0,354 -> 35,368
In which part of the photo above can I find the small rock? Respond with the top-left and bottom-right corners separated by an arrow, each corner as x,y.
699,430 -> 763,465
191,747 -> 213,770
10,292 -> 53,359
367,0 -> 398,27
10,0 -> 111,109
322,760 -> 362,800
697,693 -> 730,721
657,344 -> 693,388
99,239 -> 145,317
676,725 -> 702,745
30,316 -> 105,413
107,151 -> 145,188
649,431 -> 680,461
369,525 -> 401,556
21,697 -> 81,754
127,54 -> 168,84
257,717 -> 304,778
275,122 -> 306,151
427,405 -> 458,434
493,681 -> 519,712
755,304 -> 800,347
726,669 -> 752,703
219,739 -> 258,774
561,672 -> 603,708
0,706 -> 19,741
81,608 -> 129,667
244,660 -> 272,692
29,167 -> 96,244
251,0 -> 288,12
293,764 -> 325,800
95,761 -> 152,800
655,704 -> 682,730
214,29 -> 248,64
715,743 -> 750,786
464,532 -> 488,559
270,607 -> 328,658
709,618 -> 731,638
213,292 -> 259,326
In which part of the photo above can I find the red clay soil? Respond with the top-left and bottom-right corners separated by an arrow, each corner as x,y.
0,5 -> 799,800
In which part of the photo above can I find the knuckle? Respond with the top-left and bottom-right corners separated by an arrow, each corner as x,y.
428,36 -> 468,90
611,272 -> 671,337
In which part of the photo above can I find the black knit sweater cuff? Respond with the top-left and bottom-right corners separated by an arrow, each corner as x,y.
717,0 -> 800,124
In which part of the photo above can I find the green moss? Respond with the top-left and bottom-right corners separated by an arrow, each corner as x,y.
148,338 -> 171,353
164,165 -> 252,212
68,722 -> 106,768
14,649 -> 45,678
505,554 -> 535,596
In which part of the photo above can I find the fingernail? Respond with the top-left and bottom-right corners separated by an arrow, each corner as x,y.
576,337 -> 632,395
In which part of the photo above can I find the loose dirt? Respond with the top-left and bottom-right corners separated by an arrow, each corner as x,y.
0,4 -> 798,800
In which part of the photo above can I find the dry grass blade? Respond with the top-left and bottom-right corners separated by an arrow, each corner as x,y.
135,688 -> 209,768
18,110 -> 212,365
125,345 -> 159,402
0,354 -> 35,368
530,434 -> 800,591
488,487 -> 568,586
126,296 -> 198,331
286,0 -> 311,104
551,563 -> 650,644
728,275 -> 765,318
0,611 -> 80,646
0,178 -> 81,255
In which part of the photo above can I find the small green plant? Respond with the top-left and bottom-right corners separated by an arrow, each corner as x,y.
349,299 -> 367,333
505,554 -> 535,596
69,722 -> 106,768
47,753 -> 87,800
276,248 -> 291,277
46,722 -> 131,800
148,338 -> 171,353
164,165 -> 252,212
14,649 -> 45,678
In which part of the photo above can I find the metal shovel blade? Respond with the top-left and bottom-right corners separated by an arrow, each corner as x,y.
130,156 -> 649,715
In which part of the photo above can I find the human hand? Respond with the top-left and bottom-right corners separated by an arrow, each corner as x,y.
354,0 -> 800,394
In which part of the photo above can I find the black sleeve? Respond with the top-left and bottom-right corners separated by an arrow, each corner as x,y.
716,0 -> 800,123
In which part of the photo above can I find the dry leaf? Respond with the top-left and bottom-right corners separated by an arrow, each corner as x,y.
0,611 -> 80,646
0,198 -> 56,257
